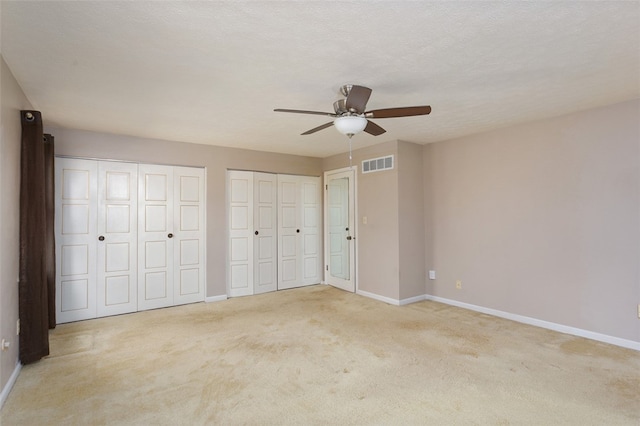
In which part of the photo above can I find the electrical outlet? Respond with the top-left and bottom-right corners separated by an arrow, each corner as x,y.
456,280 -> 462,289
428,270 -> 436,280
637,304 -> 640,319
16,319 -> 20,335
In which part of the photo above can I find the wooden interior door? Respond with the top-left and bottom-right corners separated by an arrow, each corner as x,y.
173,166 -> 205,305
55,158 -> 98,323
138,164 -> 174,310
96,161 -> 138,317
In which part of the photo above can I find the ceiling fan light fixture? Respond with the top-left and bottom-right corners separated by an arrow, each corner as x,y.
274,84 -> 430,137
334,116 -> 367,136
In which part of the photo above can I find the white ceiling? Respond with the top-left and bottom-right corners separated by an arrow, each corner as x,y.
2,1 -> 639,158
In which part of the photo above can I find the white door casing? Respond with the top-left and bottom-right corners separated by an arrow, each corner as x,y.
324,167 -> 356,292
55,158 -> 98,323
173,166 -> 206,305
96,161 -> 138,317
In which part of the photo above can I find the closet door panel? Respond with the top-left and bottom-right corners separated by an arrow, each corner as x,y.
97,161 -> 138,317
173,166 -> 205,305
55,158 -> 98,323
277,175 -> 301,290
254,173 -> 278,294
138,164 -> 174,310
301,178 -> 322,285
277,175 -> 321,290
228,171 -> 254,297
227,171 -> 278,297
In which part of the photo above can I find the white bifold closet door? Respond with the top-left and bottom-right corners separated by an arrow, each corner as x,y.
138,165 -> 205,311
96,161 -> 139,317
227,171 -> 278,297
172,166 -> 206,305
55,158 -> 99,323
277,174 -> 322,290
56,158 -> 138,323
56,158 -> 205,323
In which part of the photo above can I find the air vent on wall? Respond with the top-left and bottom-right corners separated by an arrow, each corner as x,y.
362,155 -> 394,174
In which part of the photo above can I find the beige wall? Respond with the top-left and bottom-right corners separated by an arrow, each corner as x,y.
50,127 -> 323,298
424,99 -> 640,342
324,140 -> 426,301
324,140 -> 402,299
0,57 -> 32,395
397,141 -> 426,300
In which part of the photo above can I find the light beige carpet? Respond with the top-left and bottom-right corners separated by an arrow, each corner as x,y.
2,285 -> 639,425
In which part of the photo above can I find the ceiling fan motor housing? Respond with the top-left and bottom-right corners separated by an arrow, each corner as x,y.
340,84 -> 353,97
333,99 -> 348,115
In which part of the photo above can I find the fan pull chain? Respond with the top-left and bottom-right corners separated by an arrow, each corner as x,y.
348,136 -> 353,169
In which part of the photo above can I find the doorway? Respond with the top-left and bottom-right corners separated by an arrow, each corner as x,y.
324,167 -> 356,292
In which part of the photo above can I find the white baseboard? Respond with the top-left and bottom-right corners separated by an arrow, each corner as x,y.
0,362 -> 21,410
399,294 -> 427,306
204,294 -> 227,303
357,290 -> 427,306
357,289 -> 401,305
425,295 -> 640,352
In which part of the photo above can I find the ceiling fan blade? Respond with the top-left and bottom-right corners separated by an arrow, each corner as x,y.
345,85 -> 372,113
274,108 -> 336,117
301,121 -> 334,135
366,105 -> 431,119
364,120 -> 386,136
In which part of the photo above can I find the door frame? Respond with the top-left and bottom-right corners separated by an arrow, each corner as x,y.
323,166 -> 358,292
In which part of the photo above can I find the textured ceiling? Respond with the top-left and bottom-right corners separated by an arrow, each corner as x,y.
2,1 -> 639,158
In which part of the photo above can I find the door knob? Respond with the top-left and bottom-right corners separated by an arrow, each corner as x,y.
296,229 -> 300,233
346,236 -> 352,240
255,231 -> 259,235
345,227 -> 349,231
168,233 -> 173,238
98,235 -> 105,241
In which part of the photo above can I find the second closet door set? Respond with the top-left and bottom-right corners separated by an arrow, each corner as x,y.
228,171 -> 321,297
55,158 -> 205,324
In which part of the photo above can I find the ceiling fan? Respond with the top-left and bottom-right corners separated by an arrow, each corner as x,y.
274,84 -> 431,138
